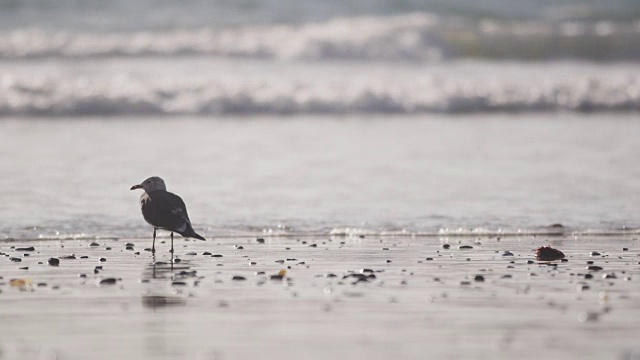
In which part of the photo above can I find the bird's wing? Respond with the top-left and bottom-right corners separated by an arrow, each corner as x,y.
143,191 -> 192,233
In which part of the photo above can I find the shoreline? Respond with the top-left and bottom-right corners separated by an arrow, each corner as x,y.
1,235 -> 638,359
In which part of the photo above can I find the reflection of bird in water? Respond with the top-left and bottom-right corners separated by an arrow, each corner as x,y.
131,176 -> 206,254
141,260 -> 193,310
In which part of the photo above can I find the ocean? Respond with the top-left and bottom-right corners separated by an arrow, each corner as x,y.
1,0 -> 640,240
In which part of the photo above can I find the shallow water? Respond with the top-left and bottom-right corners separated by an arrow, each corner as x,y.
0,235 -> 639,359
1,114 -> 640,239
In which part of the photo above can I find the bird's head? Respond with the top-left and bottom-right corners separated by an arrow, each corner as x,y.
130,176 -> 167,192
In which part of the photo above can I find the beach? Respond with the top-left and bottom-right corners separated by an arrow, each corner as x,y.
2,0 -> 640,358
1,234 -> 639,359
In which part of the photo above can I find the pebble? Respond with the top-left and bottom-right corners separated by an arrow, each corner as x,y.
426,258 -> 433,261
99,258 -> 107,262
99,278 -> 117,285
232,276 -> 246,281
584,274 -> 593,279
19,267 -> 28,270
171,281 -> 187,286
270,274 -> 285,281
256,238 -> 265,244
309,244 -> 317,248
235,245 -> 244,250
125,246 -> 134,250
202,252 -> 212,255
474,275 -> 485,282
125,243 -> 135,247
186,252 -> 197,256
48,258 -> 60,266
211,254 -> 223,257
502,251 -> 514,257
10,257 -> 21,262
590,251 -> 601,256
459,245 -> 473,250
442,244 -> 450,249
602,273 -> 617,279
586,266 -> 603,271
90,242 -> 99,247
622,247 -> 628,251
15,247 -> 35,251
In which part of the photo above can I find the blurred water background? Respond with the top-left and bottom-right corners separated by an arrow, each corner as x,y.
1,0 -> 640,239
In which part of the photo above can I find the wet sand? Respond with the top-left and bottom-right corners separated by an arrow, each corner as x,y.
0,234 -> 639,360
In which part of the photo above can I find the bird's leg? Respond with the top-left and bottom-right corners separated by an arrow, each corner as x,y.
170,232 -> 174,254
152,229 -> 156,254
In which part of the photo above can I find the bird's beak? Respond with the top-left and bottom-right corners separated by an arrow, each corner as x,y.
130,184 -> 142,190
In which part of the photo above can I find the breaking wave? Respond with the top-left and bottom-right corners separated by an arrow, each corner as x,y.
2,13 -> 640,61
2,61 -> 640,116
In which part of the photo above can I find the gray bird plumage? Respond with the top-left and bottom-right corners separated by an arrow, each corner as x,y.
131,177 -> 206,249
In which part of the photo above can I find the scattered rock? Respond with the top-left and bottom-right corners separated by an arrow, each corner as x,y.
48,258 -> 60,266
459,245 -> 473,250
211,254 -> 223,258
99,258 -> 107,262
90,242 -> 99,247
256,238 -> 265,244
232,276 -> 246,281
602,273 -> 617,279
502,251 -> 514,257
590,251 -> 601,256
442,244 -> 450,249
586,266 -> 603,271
15,247 -> 35,251
535,246 -> 565,261
202,252 -> 212,255
99,278 -> 117,285
474,275 -> 485,282
10,257 -> 21,262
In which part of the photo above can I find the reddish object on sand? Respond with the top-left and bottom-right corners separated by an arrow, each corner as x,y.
535,246 -> 565,261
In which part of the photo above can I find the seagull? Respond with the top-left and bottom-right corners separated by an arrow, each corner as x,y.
130,176 -> 206,253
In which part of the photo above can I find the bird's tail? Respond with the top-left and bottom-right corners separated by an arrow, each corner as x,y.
181,226 -> 206,241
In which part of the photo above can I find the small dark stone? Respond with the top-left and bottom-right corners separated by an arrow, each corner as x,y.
232,276 -> 246,281
325,273 -> 338,278
186,252 -> 197,256
459,245 -> 473,250
105,247 -> 112,250
90,242 -> 99,247
203,252 -> 212,255
442,244 -> 450,249
426,257 -> 434,261
535,246 -> 565,261
586,266 -> 603,271
622,248 -> 629,251
590,251 -> 601,256
235,245 -> 244,250
309,244 -> 317,248
171,281 -> 187,286
602,273 -> 617,279
10,257 -> 22,262
460,281 -> 471,286
526,260 -> 535,264
269,274 -> 284,281
211,254 -> 223,257
174,259 -> 182,263
95,266 -> 103,270
48,258 -> 60,266
99,278 -> 117,285
80,256 -> 89,259
256,238 -> 265,244
134,252 -> 140,255
502,251 -> 514,256
584,274 -> 593,279
586,260 -> 594,264
16,247 -> 35,251
79,274 -> 87,278
125,243 -> 135,247
561,258 -> 569,262
386,260 -> 392,263
474,275 -> 485,282
125,246 -> 134,250
60,255 -> 76,260
99,258 -> 107,262
19,267 -> 28,270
